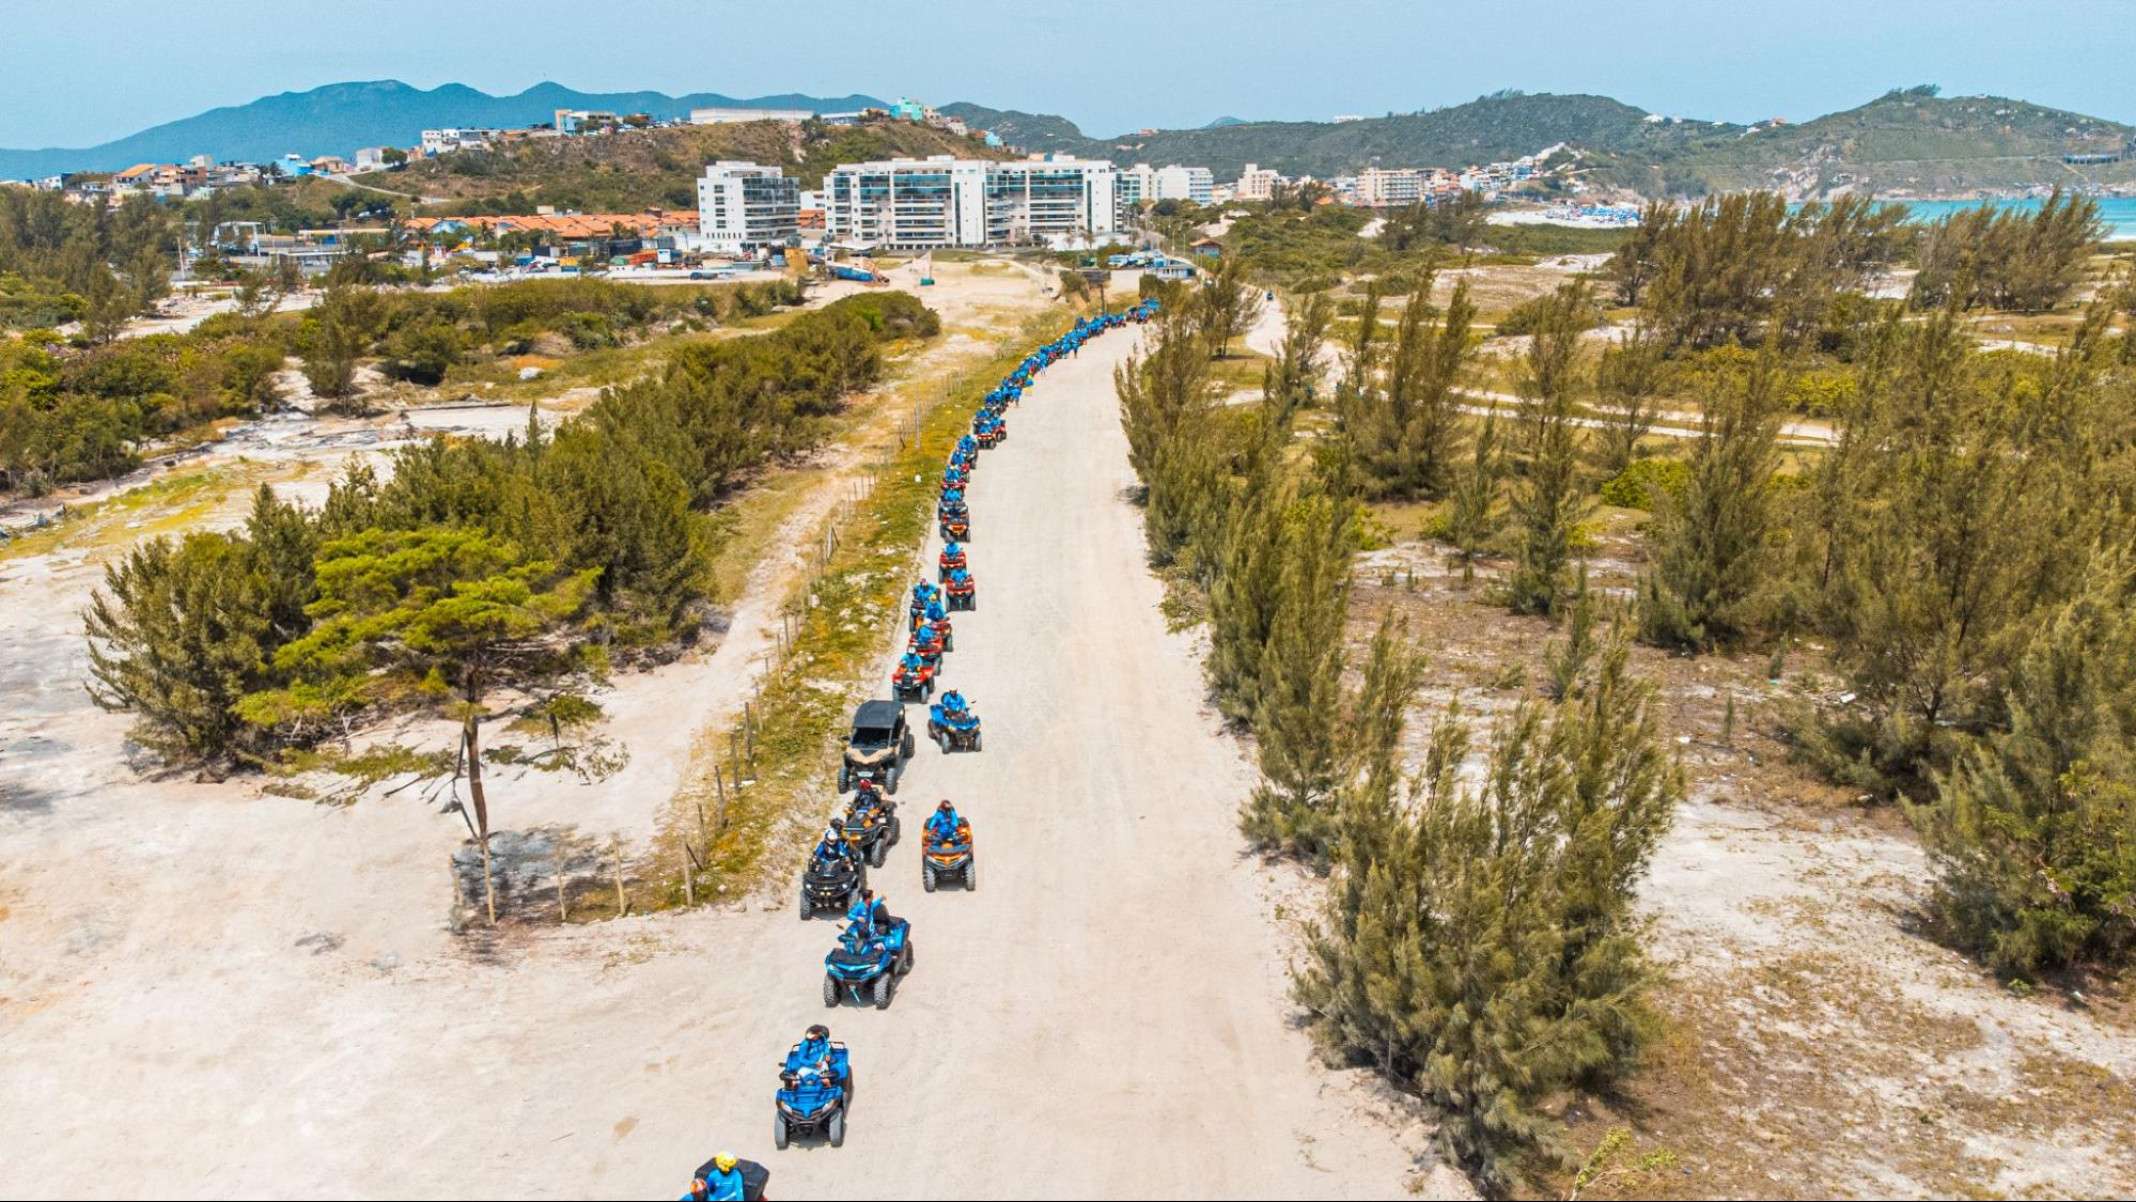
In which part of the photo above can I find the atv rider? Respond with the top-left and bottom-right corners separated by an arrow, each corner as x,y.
912,623 -> 942,657
786,1023 -> 835,1078
687,1152 -> 747,1201
845,887 -> 894,934
926,800 -> 965,844
940,689 -> 971,720
939,541 -> 966,575
813,818 -> 855,868
848,779 -> 888,824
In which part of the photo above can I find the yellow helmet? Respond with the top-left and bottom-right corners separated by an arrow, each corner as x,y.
713,1152 -> 738,1172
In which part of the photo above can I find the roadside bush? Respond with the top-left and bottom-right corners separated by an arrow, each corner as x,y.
380,319 -> 465,385
558,310 -> 617,350
823,290 -> 941,340
1494,288 -> 1601,338
1298,639 -> 1681,1192
1601,455 -> 1690,509
1785,367 -> 1857,416
1910,554 -> 2136,976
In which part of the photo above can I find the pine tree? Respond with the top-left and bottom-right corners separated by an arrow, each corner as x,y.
1807,305 -> 2084,794
1266,289 -> 1332,424
1443,413 -> 1503,584
1912,551 -> 2136,974
1340,276 -> 1475,501
1297,634 -> 1681,1193
1593,322 -> 1666,476
1116,312 -> 1220,565
1505,282 -> 1592,616
239,526 -> 598,923
1241,490 -> 1357,857
1639,346 -> 1784,650
1195,251 -> 1266,358
1543,563 -> 1600,700
82,486 -> 317,764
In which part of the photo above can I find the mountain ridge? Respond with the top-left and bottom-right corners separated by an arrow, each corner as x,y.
0,80 -> 886,180
9,83 -> 2134,199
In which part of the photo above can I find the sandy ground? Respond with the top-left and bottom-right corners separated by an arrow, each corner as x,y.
0,268 -> 1449,1197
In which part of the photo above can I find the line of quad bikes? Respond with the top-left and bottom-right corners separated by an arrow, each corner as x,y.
683,299 -> 1161,1201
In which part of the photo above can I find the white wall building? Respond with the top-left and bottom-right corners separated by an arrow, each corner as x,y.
1234,162 -> 1283,202
420,128 -> 497,156
1153,164 -> 1213,205
823,154 -> 1116,250
689,107 -> 814,125
696,161 -> 802,253
1356,167 -> 1425,208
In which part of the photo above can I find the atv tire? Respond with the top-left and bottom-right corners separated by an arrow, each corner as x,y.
923,863 -> 937,892
799,885 -> 810,921
774,1114 -> 790,1150
869,839 -> 886,869
967,859 -> 976,891
872,974 -> 893,1009
827,1109 -> 846,1148
822,974 -> 839,1008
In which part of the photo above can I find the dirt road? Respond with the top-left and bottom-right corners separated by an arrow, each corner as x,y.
644,324 -> 1431,1197
2,314 -> 1439,1198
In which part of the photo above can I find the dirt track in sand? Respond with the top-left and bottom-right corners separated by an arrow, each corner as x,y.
1,305 -> 1451,1198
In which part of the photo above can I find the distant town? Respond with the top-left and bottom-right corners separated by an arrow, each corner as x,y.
2,95 -> 1629,282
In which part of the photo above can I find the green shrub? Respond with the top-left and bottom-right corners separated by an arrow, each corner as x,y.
1786,368 -> 1857,416
1600,455 -> 1690,509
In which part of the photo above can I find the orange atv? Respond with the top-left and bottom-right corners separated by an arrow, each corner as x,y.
922,818 -> 974,892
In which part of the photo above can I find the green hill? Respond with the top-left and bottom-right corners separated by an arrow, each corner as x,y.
952,88 -> 2136,200
1615,88 -> 2136,197
362,119 -> 1010,212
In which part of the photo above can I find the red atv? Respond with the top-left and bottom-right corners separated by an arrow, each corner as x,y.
944,574 -> 975,612
923,615 -> 954,653
891,655 -> 936,701
938,545 -> 967,577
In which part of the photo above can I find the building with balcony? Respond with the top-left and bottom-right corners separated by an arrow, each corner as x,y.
1234,162 -> 1283,202
1356,167 -> 1426,208
823,154 -> 1116,250
696,161 -> 802,253
1153,164 -> 1213,205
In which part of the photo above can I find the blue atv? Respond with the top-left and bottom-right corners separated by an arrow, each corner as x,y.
773,1067 -> 847,1149
822,918 -> 913,1010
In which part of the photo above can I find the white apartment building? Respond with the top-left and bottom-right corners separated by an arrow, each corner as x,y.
696,161 -> 802,253
1153,164 -> 1213,205
689,107 -> 813,125
1356,167 -> 1425,208
1115,163 -> 1157,223
823,154 -> 1116,250
1234,162 -> 1283,202
420,128 -> 498,156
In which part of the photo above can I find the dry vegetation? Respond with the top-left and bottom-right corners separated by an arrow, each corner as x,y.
1338,510 -> 2136,1199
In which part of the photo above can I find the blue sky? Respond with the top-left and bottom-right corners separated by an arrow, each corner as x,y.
3,0 -> 2132,147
